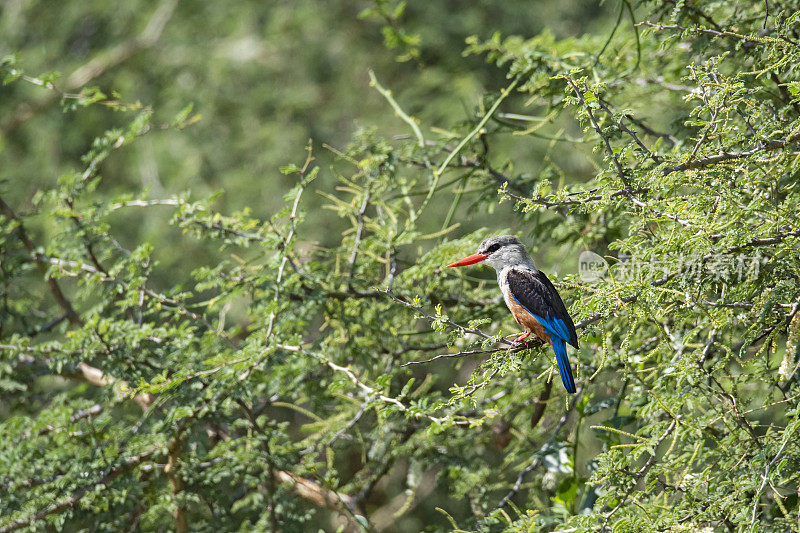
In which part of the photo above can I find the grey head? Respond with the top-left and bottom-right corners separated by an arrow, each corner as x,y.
477,234 -> 536,271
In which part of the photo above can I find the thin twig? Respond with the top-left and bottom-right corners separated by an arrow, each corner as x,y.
662,135 -> 800,174
600,419 -> 677,529
379,289 -> 514,346
401,345 -> 526,367
369,70 -> 426,149
347,189 -> 371,291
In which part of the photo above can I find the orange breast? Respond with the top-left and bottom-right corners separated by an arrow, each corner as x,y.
508,298 -> 551,344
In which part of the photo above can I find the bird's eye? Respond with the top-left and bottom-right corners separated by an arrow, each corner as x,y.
485,243 -> 501,254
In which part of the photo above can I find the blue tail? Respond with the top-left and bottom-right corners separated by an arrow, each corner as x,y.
552,337 -> 576,393
511,297 -> 578,394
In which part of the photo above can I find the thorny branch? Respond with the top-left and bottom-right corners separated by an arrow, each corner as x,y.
379,289 -> 515,346
265,145 -> 314,339
638,21 -> 800,50
564,75 -> 695,227
662,134 -> 800,174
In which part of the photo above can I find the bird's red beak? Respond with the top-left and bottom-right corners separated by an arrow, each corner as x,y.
447,253 -> 487,267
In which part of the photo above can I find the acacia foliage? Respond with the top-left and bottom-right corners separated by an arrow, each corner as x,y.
2,0 -> 800,531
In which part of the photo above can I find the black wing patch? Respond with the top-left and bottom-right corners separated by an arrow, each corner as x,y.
506,268 -> 578,348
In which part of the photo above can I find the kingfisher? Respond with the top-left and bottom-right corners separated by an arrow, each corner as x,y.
447,235 -> 578,393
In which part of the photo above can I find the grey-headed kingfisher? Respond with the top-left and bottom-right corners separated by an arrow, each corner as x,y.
447,235 -> 578,393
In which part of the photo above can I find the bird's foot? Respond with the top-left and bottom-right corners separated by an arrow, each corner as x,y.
513,332 -> 531,345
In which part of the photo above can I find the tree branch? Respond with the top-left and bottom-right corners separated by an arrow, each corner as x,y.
0,195 -> 154,409
662,135 -> 800,175
0,196 -> 81,325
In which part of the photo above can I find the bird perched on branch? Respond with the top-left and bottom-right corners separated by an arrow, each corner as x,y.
447,235 -> 578,393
